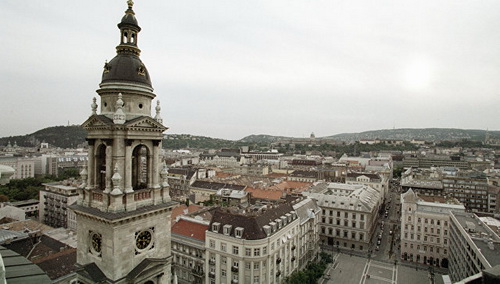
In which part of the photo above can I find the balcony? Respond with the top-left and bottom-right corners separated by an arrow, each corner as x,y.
209,272 -> 215,278
209,259 -> 215,265
231,266 -> 239,273
191,268 -> 204,276
231,280 -> 239,284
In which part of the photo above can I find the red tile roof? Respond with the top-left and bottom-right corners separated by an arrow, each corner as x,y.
246,187 -> 283,200
171,204 -> 204,226
171,219 -> 208,241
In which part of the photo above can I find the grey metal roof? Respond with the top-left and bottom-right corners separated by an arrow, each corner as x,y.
0,246 -> 51,284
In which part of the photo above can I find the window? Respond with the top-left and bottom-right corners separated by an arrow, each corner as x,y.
222,256 -> 227,265
233,261 -> 239,268
254,262 -> 260,269
212,222 -> 220,232
233,246 -> 239,255
221,242 -> 226,252
345,212 -> 348,218
360,214 -> 364,221
223,225 -> 232,235
337,212 -> 341,217
254,248 -> 260,256
246,248 -> 251,256
221,269 -> 226,277
209,240 -> 215,248
263,246 -> 267,255
254,276 -> 260,283
235,227 -> 244,238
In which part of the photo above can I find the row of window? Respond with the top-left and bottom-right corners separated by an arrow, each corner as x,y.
321,210 -> 365,220
406,216 -> 447,226
403,242 -> 447,254
404,224 -> 448,235
320,227 -> 365,241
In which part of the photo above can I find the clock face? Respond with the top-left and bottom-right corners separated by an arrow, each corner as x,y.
90,232 -> 102,254
136,230 -> 153,250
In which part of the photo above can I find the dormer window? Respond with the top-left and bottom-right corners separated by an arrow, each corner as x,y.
281,216 -> 287,225
235,227 -> 244,238
223,224 -> 232,236
212,222 -> 220,233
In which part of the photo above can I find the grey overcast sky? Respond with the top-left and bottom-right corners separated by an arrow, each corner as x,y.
1,0 -> 499,140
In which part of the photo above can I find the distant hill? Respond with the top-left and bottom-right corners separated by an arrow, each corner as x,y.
240,128 -> 500,143
2,127 -> 499,150
238,134 -> 291,143
326,128 -> 500,142
0,125 -> 87,149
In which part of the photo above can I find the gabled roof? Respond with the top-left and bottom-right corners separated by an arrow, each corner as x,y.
171,219 -> 208,241
82,115 -> 167,132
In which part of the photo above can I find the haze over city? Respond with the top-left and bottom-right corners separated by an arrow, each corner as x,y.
1,0 -> 499,140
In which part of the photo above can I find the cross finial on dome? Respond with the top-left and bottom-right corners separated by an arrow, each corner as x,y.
127,0 -> 134,9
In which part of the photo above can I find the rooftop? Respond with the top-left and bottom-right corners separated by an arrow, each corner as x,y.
171,219 -> 208,242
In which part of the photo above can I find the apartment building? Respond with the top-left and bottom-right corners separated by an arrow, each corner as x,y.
304,182 -> 381,251
345,172 -> 388,200
172,217 -> 208,284
443,172 -> 489,212
448,211 -> 500,282
400,189 -> 465,267
39,181 -> 79,229
204,198 -> 319,284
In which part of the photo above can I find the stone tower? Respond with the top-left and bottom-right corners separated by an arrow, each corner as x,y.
72,1 -> 176,283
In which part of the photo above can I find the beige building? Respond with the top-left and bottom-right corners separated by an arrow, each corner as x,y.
400,189 -> 465,267
345,172 -> 388,201
205,197 -> 319,284
304,182 -> 381,252
70,2 -> 177,283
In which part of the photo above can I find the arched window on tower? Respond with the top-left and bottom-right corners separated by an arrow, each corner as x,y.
132,145 -> 149,190
131,33 -> 135,44
123,31 -> 128,43
95,144 -> 107,190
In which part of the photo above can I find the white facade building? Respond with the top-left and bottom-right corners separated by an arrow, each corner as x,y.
400,188 -> 465,267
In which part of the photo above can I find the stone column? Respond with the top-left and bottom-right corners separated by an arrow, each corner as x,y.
124,140 -> 133,193
104,140 -> 113,193
86,140 -> 95,189
152,140 -> 161,189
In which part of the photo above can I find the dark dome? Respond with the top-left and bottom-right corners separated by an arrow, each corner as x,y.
118,13 -> 140,30
101,54 -> 152,87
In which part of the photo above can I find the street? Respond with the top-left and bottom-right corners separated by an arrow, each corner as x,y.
320,252 -> 444,284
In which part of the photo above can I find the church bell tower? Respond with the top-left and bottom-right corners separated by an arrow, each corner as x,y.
72,1 -> 176,283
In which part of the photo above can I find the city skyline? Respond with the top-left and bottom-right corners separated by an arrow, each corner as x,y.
1,0 -> 499,140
